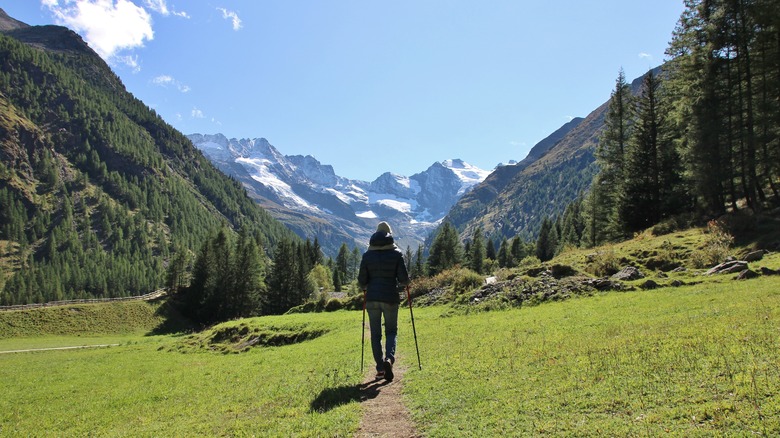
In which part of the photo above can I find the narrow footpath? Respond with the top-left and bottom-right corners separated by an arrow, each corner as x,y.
0,344 -> 119,354
355,360 -> 420,438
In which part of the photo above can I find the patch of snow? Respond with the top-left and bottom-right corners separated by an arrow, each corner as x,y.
377,199 -> 413,213
357,211 -> 378,219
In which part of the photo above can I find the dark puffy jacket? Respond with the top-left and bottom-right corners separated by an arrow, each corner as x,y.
358,231 -> 410,303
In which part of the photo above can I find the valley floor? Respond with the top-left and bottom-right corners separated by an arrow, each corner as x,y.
1,276 -> 779,436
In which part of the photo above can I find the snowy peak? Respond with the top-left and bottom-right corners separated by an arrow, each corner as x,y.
440,159 -> 492,194
189,133 -> 490,253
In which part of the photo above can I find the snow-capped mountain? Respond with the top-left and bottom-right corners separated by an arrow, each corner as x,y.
188,133 -> 490,255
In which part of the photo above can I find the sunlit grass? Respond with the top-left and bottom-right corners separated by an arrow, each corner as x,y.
0,311 -> 365,436
401,277 -> 780,436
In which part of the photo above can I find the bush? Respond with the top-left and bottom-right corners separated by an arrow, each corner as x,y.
651,213 -> 696,236
452,269 -> 484,295
690,220 -> 734,268
586,248 -> 621,277
324,298 -> 343,312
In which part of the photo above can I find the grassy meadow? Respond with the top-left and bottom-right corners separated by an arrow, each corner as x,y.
1,226 -> 779,436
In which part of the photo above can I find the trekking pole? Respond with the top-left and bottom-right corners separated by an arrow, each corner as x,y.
406,285 -> 422,370
361,290 -> 366,373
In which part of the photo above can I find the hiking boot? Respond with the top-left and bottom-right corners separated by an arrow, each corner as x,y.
383,358 -> 394,381
375,370 -> 385,380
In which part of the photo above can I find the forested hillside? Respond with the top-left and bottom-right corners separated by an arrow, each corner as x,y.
446,0 -> 779,252
0,18 -> 295,305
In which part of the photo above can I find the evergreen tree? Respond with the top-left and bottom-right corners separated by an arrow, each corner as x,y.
535,217 -> 558,262
586,68 -> 634,244
229,228 -> 266,318
427,222 -> 464,275
618,70 -> 683,232
265,238 -> 298,315
497,238 -> 510,268
469,227 -> 486,274
335,243 -> 350,286
413,244 -> 426,278
485,238 -> 497,261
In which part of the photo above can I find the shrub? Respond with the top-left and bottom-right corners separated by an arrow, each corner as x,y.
324,298 -> 343,312
452,269 -> 483,295
690,220 -> 734,268
586,247 -> 621,277
518,256 -> 541,268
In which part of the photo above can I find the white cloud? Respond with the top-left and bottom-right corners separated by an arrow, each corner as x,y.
639,52 -> 653,60
152,74 -> 190,92
145,0 -> 189,18
43,0 -> 154,61
509,141 -> 527,147
115,54 -> 141,72
191,107 -> 204,118
152,74 -> 173,85
217,7 -> 242,31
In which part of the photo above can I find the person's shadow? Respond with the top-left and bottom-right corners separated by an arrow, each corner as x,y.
310,378 -> 390,413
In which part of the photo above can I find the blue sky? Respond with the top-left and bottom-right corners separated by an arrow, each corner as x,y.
6,1 -> 685,181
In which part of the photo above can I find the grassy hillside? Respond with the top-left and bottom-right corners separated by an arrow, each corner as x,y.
0,299 -> 189,339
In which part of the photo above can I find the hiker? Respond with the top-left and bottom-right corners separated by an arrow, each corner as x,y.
358,221 -> 410,381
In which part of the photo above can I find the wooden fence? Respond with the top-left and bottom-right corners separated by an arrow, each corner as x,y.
0,289 -> 167,311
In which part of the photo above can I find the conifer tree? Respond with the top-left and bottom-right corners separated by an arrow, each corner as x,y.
469,227 -> 486,274
618,70 -> 683,232
427,222 -> 463,275
586,68 -> 634,244
535,217 -> 558,262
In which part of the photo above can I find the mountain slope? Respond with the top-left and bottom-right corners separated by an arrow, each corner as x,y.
0,10 -> 294,305
445,71 -> 651,242
189,133 -> 490,255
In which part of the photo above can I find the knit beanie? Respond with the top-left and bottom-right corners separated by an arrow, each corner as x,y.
376,221 -> 393,235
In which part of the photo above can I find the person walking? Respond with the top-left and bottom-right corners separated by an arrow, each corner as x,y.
358,221 -> 410,381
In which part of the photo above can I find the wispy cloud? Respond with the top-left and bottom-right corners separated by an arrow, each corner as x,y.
639,52 -> 653,60
191,107 -> 205,119
43,0 -> 154,67
509,140 -> 527,147
152,74 -> 190,92
145,0 -> 189,18
217,7 -> 242,31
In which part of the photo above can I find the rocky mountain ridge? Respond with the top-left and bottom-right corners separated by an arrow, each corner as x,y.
188,133 -> 492,255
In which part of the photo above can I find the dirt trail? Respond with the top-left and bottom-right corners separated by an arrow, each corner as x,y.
0,344 -> 119,354
355,363 -> 420,438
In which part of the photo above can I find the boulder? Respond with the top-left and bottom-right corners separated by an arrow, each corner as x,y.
640,279 -> 660,290
670,280 -> 684,287
525,267 -> 547,277
550,264 -> 578,279
584,278 -> 624,291
735,269 -> 759,280
705,260 -> 749,275
611,266 -> 645,281
743,250 -> 766,263
760,267 -> 779,276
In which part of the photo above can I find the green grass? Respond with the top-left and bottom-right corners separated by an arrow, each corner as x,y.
2,221 -> 779,436
0,311 -> 365,437
0,300 -> 176,339
1,277 -> 778,436
402,277 -> 780,436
